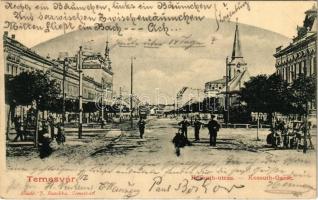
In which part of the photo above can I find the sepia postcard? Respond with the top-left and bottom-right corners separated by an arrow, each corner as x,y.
0,0 -> 317,199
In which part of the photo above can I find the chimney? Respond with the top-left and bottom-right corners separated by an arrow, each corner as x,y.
11,34 -> 15,39
4,31 -> 8,38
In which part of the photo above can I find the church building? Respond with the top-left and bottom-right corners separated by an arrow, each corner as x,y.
204,22 -> 250,109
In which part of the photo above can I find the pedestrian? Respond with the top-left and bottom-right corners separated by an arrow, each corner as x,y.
172,129 -> 187,156
56,123 -> 65,145
39,131 -> 53,159
13,116 -> 24,142
193,116 -> 203,141
207,114 -> 220,146
178,116 -> 190,139
137,117 -> 146,139
48,115 -> 55,139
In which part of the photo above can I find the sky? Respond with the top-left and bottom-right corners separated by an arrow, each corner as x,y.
1,1 -> 314,47
1,1 -> 316,104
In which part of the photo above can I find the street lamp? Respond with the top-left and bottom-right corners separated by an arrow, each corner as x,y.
62,58 -> 69,133
119,86 -> 123,123
78,46 -> 83,139
101,78 -> 105,128
130,57 -> 136,129
225,57 -> 230,127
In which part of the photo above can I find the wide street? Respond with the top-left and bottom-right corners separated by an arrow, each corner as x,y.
6,117 -> 316,169
5,117 -> 317,199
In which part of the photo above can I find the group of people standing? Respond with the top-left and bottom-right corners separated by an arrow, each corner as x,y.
12,113 -> 65,158
136,114 -> 221,157
177,115 -> 220,146
12,115 -> 65,144
173,115 -> 220,156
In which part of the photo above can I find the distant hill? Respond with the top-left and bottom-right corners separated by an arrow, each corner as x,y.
33,18 -> 290,103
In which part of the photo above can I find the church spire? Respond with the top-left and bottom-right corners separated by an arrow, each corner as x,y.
104,37 -> 112,70
231,19 -> 243,59
105,40 -> 110,60
228,19 -> 247,80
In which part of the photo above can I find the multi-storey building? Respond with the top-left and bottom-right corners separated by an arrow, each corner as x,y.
204,77 -> 226,98
274,5 -> 317,113
3,32 -> 113,126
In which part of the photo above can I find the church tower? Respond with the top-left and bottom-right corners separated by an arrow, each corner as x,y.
228,21 -> 247,80
104,39 -> 112,70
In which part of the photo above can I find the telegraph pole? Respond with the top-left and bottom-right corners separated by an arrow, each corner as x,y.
130,57 -> 134,129
119,87 -> 122,123
225,57 -> 230,127
101,78 -> 105,128
78,46 -> 83,139
173,100 -> 176,117
176,98 -> 179,117
62,58 -> 68,132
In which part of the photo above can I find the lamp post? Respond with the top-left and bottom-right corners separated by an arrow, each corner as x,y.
101,78 -> 105,128
130,57 -> 134,129
119,87 -> 122,123
62,58 -> 69,133
173,100 -> 176,117
225,57 -> 230,127
78,46 -> 83,139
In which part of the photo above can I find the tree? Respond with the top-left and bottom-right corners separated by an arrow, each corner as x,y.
289,74 -> 316,115
241,75 -> 268,113
6,70 -> 61,144
241,74 -> 268,140
228,105 -> 252,124
240,74 -> 290,140
264,74 -> 290,117
8,70 -> 60,108
242,74 -> 290,121
289,74 -> 316,153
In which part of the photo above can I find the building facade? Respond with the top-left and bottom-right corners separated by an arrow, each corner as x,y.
204,77 -> 226,98
3,32 -> 113,126
176,87 -> 205,111
274,6 -> 317,113
205,22 -> 250,108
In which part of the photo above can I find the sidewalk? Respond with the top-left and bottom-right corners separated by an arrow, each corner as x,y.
6,128 -> 123,162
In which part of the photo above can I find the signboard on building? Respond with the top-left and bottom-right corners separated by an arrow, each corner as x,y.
82,55 -> 103,69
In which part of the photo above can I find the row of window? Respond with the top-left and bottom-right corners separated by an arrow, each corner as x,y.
206,84 -> 224,91
277,56 -> 316,83
6,63 -> 30,76
6,62 -> 111,100
83,88 -> 97,100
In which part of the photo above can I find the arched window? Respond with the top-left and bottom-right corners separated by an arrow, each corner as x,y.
286,66 -> 290,83
314,57 -> 317,75
310,57 -> 314,75
303,60 -> 307,76
6,64 -> 10,73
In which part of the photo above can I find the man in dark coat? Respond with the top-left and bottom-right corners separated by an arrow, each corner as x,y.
172,131 -> 186,156
207,114 -> 220,146
13,116 -> 24,141
178,116 -> 190,139
193,117 -> 203,141
137,117 -> 146,139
